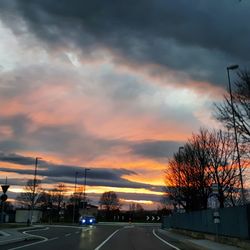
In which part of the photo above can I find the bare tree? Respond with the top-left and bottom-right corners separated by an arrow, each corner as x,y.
99,191 -> 121,212
16,179 -> 42,209
165,129 -> 211,212
51,184 -> 66,212
165,128 -> 243,211
215,70 -> 250,145
207,130 -> 242,207
129,203 -> 144,213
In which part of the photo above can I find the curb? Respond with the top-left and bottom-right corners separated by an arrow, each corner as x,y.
157,228 -> 202,250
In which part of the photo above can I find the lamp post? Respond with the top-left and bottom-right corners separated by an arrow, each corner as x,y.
30,157 -> 42,225
72,171 -> 78,223
178,147 -> 184,212
226,65 -> 245,204
83,168 -> 90,213
72,168 -> 91,223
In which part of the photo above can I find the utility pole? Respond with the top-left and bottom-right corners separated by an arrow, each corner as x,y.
30,157 -> 41,225
83,168 -> 90,214
227,65 -> 245,204
72,171 -> 78,224
178,147 -> 184,212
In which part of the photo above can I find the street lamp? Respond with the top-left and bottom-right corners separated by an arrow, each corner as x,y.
178,147 -> 184,212
83,168 -> 91,209
72,171 -> 79,223
30,157 -> 42,225
226,65 -> 245,204
72,168 -> 91,223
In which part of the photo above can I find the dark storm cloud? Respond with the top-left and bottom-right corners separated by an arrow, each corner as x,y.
0,152 -> 135,180
0,177 -> 28,188
0,152 -> 163,191
0,115 -> 32,151
131,140 -> 184,159
117,192 -> 163,203
0,115 -> 30,137
1,0 -> 249,85
0,152 -> 36,165
0,112 -> 122,160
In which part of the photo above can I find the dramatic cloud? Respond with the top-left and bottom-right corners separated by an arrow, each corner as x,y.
0,152 -> 163,191
0,1 -> 249,208
1,0 -> 249,84
131,140 -> 183,159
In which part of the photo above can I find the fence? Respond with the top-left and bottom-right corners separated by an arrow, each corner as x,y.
162,204 -> 250,239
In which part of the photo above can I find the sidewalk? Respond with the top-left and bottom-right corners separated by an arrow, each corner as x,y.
157,228 -> 244,250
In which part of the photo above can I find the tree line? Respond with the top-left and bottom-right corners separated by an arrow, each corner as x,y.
164,69 -> 250,212
13,182 -> 151,223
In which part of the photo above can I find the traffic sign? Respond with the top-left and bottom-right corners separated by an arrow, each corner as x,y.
213,211 -> 220,224
146,215 -> 161,222
212,183 -> 218,194
1,185 -> 9,194
1,194 -> 8,202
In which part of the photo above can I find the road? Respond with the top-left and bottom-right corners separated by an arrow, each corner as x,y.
1,224 -> 193,250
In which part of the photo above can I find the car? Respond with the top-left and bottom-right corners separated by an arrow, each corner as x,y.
79,215 -> 96,226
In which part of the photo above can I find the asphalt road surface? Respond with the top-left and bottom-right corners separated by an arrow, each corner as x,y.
1,224 -> 192,250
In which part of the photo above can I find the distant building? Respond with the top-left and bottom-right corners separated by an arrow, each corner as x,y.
15,209 -> 42,223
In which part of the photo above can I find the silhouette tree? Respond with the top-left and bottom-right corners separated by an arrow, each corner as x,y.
99,191 -> 121,211
99,191 -> 121,220
165,129 -> 243,211
215,70 -> 250,145
16,179 -> 42,209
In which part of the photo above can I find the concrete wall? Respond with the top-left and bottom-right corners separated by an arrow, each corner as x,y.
162,204 -> 250,239
15,209 -> 42,223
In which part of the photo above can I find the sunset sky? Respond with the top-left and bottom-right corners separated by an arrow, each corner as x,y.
0,1 -> 249,210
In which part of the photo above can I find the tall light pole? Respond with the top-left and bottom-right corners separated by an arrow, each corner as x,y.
72,171 -> 78,223
227,65 -> 245,204
83,168 -> 90,212
178,147 -> 184,212
30,157 -> 42,225
72,168 -> 91,222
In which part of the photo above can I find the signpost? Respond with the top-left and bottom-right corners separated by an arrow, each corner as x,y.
1,178 -> 10,223
211,183 -> 220,240
212,183 -> 219,195
146,215 -> 161,222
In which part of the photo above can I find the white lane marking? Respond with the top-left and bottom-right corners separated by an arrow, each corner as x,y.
75,231 -> 80,234
7,235 -> 48,250
65,233 -> 71,237
152,229 -> 181,250
7,227 -> 54,250
94,229 -> 120,250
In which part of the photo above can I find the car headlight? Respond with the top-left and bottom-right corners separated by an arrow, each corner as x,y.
89,219 -> 93,223
82,219 -> 86,223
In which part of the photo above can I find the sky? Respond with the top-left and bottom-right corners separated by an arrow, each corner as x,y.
0,0 -> 250,210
